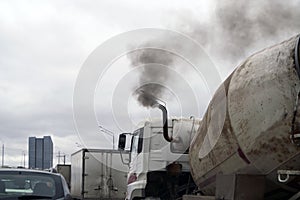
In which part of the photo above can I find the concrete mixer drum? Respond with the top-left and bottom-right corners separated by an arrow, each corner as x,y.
189,34 -> 300,198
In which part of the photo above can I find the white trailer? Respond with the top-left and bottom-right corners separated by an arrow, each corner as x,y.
71,149 -> 129,199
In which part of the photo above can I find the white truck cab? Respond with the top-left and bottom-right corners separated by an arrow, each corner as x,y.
118,104 -> 200,200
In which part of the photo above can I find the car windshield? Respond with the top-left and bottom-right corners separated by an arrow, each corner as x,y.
0,170 -> 61,199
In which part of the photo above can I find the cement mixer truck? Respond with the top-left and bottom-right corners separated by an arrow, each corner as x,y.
188,34 -> 300,200
119,34 -> 300,200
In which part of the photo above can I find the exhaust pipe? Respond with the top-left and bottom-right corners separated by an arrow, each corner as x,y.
156,103 -> 172,142
137,90 -> 172,142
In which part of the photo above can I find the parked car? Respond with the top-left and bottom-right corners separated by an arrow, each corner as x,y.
0,168 -> 72,199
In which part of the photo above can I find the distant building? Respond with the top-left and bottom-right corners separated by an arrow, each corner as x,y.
28,136 -> 53,169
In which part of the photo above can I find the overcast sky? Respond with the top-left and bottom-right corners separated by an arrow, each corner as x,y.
0,0 -> 299,167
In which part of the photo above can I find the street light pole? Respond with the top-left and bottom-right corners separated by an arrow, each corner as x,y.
99,126 -> 115,150
23,151 -> 25,168
1,143 -> 4,168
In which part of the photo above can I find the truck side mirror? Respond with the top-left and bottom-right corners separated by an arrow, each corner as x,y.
118,133 -> 126,150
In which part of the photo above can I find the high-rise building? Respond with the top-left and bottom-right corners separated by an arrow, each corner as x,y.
28,136 -> 53,169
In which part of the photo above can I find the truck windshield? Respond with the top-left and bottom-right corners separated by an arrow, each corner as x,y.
130,128 -> 143,154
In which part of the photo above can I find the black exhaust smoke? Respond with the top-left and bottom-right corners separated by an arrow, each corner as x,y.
134,85 -> 164,108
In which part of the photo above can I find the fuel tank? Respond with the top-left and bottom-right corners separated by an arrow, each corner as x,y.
190,34 -> 300,194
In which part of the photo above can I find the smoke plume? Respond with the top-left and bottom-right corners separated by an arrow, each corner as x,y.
177,0 -> 300,68
129,0 -> 300,107
128,48 -> 175,107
